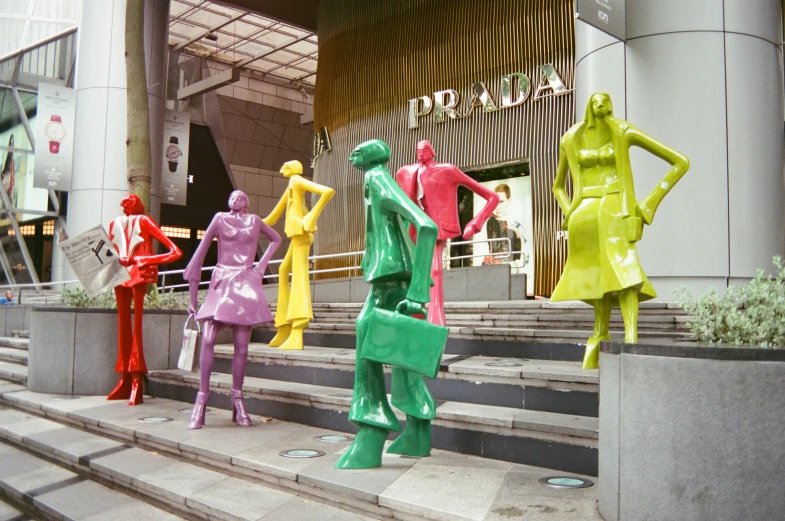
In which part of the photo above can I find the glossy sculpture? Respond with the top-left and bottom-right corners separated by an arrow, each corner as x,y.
396,140 -> 499,326
107,194 -> 182,405
183,190 -> 281,429
264,160 -> 335,350
336,139 -> 447,470
551,93 -> 690,369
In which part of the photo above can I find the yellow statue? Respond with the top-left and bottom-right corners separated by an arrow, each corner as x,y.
551,93 -> 689,369
264,160 -> 335,350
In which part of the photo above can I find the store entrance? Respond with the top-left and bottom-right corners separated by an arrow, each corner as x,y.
453,160 -> 534,296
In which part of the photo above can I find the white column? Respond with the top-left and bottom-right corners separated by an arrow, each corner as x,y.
575,0 -> 785,300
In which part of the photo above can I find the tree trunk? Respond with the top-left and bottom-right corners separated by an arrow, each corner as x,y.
125,0 -> 151,213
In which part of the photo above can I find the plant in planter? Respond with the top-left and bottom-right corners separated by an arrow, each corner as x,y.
675,256 -> 785,347
60,287 -> 201,311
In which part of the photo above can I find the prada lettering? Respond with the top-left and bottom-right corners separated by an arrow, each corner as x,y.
408,64 -> 572,130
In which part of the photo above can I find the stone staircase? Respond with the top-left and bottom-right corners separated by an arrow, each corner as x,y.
0,336 -> 28,386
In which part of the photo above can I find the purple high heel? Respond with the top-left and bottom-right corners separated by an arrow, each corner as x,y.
230,389 -> 252,427
187,391 -> 209,430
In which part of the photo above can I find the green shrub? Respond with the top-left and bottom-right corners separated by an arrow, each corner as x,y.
60,286 -> 193,311
674,256 -> 785,348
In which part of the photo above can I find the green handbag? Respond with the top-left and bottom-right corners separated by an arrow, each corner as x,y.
361,302 -> 449,379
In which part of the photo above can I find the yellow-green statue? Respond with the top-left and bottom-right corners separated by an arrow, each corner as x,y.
551,93 -> 689,369
336,139 -> 448,470
264,160 -> 335,350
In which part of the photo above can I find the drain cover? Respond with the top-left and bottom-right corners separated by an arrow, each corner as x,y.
279,449 -> 326,458
538,476 -> 594,489
138,417 -> 173,423
315,434 -> 354,443
49,395 -> 80,401
178,407 -> 213,414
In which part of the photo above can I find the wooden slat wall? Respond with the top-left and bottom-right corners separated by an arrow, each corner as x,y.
312,0 -> 575,296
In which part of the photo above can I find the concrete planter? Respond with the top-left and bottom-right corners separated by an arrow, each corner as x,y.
599,342 -> 785,521
27,307 -> 188,396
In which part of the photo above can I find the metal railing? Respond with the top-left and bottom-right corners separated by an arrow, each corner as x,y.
0,237 -> 516,303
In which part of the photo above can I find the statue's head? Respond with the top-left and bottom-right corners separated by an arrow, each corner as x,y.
349,139 -> 390,171
120,194 -> 145,216
416,140 -> 435,163
228,190 -> 249,212
585,92 -> 614,127
280,160 -> 303,178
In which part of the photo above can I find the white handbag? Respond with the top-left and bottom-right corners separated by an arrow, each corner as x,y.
177,313 -> 201,372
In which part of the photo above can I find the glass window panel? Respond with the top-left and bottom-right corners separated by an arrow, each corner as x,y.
31,0 -> 81,20
0,18 -> 28,57
24,20 -> 76,47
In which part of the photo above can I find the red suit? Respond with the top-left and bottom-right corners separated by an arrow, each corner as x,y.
107,194 -> 182,405
396,141 -> 499,326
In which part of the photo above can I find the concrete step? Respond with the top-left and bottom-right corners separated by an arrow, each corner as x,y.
10,331 -> 29,339
0,433 -> 186,520
0,338 -> 28,351
211,344 -> 599,417
0,364 -> 25,386
0,348 -> 26,366
145,370 -> 599,475
0,383 -> 602,521
0,495 -> 31,521
0,406 -> 374,521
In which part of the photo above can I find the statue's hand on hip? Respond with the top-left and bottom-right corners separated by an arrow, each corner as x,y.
396,299 -> 426,317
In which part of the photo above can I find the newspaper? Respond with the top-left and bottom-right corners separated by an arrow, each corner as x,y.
59,225 -> 130,297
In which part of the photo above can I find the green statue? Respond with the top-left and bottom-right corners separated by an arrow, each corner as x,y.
551,93 -> 690,369
336,139 -> 446,470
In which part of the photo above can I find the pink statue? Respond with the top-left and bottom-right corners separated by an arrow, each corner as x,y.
183,190 -> 281,429
396,140 -> 499,325
107,194 -> 183,405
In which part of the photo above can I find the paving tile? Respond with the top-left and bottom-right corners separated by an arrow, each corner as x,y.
483,468 -> 601,521
446,357 -> 525,378
23,425 -> 96,454
79,500 -> 185,521
55,435 -> 126,464
0,442 -> 50,480
0,407 -> 38,428
298,453 -> 417,504
89,447 -> 171,486
520,360 -> 598,384
260,497 -> 375,521
1,417 -> 61,443
436,402 -> 519,428
378,455 -> 509,521
232,424 -> 340,481
0,499 -> 24,521
2,465 -> 76,501
134,460 -> 229,505
0,382 -> 25,394
33,479 -> 135,521
179,422 -> 288,463
185,476 -> 292,521
512,410 -> 598,439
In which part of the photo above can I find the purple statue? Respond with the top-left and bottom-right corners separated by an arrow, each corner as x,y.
183,190 -> 281,429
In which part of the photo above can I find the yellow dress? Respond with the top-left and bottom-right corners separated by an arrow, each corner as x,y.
550,142 -> 656,304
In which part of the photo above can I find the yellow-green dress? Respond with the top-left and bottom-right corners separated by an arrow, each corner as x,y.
550,140 -> 656,304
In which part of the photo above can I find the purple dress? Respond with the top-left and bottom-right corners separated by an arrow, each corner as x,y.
183,212 -> 281,327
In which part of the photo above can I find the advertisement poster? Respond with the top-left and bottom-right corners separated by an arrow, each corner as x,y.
472,176 -> 535,295
160,109 -> 190,206
59,225 -> 130,297
0,116 -> 49,223
34,83 -> 76,191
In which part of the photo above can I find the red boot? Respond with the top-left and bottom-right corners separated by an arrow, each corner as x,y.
107,373 -> 132,400
128,373 -> 144,406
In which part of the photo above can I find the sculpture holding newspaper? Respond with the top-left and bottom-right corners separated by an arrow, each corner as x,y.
183,190 -> 281,429
107,194 -> 182,405
551,92 -> 690,369
396,140 -> 499,326
336,139 -> 448,470
263,160 -> 334,350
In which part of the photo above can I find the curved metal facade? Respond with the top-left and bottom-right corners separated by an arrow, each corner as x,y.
312,0 -> 575,295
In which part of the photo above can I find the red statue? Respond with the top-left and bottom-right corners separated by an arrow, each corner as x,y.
107,194 -> 182,405
396,140 -> 499,325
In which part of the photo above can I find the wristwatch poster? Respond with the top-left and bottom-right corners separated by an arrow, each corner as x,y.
165,136 -> 182,172
44,115 -> 67,154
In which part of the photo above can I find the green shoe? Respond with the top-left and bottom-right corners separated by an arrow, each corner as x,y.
335,426 -> 388,469
387,416 -> 431,457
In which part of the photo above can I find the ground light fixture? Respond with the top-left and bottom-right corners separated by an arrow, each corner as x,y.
484,359 -> 524,367
279,449 -> 326,458
49,395 -> 80,400
314,434 -> 354,442
538,476 -> 594,489
138,417 -> 173,423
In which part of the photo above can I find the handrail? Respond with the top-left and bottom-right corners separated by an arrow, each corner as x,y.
0,26 -> 78,65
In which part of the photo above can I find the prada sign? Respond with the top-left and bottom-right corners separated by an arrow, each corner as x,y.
408,64 -> 572,130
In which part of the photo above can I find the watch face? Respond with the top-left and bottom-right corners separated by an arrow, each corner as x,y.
45,121 -> 66,142
165,144 -> 181,161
